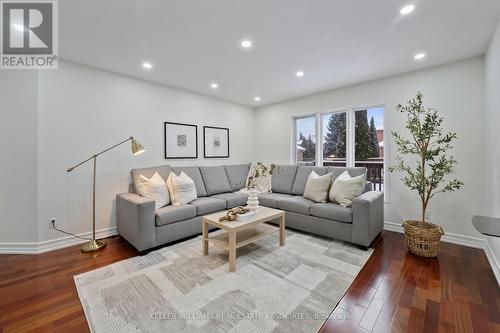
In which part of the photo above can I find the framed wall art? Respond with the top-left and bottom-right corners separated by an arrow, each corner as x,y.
203,126 -> 229,158
164,122 -> 198,159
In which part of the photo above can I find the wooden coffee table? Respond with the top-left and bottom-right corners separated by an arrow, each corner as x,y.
202,206 -> 285,272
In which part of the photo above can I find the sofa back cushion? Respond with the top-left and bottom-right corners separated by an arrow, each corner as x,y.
171,166 -> 207,197
200,166 -> 232,195
131,164 -> 171,194
224,164 -> 250,191
271,165 -> 298,194
328,167 -> 366,183
291,166 -> 328,195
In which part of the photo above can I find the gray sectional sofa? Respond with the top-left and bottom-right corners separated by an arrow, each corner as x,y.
116,164 -> 384,252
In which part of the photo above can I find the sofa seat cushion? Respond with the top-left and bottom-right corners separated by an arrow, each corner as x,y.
277,196 -> 314,215
311,203 -> 353,223
210,193 -> 248,209
200,166 -> 232,195
155,205 -> 197,227
258,193 -> 294,208
190,197 -> 226,215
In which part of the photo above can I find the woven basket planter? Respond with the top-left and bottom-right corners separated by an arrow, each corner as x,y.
402,220 -> 444,258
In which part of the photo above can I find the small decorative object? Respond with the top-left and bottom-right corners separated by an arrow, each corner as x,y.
219,206 -> 249,222
164,122 -> 198,159
245,162 -> 279,210
389,92 -> 463,257
67,136 -> 145,253
247,189 -> 259,211
236,210 -> 257,221
204,126 -> 229,158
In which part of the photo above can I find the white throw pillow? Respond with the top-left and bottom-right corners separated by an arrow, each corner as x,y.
303,171 -> 332,203
136,172 -> 169,209
329,170 -> 366,207
167,171 -> 197,205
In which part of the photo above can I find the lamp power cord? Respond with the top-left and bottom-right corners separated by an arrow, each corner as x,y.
51,220 -> 92,241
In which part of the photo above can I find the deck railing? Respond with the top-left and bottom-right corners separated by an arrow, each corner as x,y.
354,160 -> 384,191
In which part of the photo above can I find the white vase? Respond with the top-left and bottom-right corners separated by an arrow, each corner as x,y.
247,188 -> 259,211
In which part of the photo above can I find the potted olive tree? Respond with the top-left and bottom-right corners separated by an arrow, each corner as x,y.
389,92 -> 463,257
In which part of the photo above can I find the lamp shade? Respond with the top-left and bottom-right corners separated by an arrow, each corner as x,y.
131,139 -> 145,155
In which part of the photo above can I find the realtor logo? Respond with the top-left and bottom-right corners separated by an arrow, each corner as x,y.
1,0 -> 58,69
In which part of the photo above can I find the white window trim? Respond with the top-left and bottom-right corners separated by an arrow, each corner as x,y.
292,113 -> 317,167
292,104 -> 389,203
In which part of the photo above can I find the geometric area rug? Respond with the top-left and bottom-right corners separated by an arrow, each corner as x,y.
74,230 -> 373,333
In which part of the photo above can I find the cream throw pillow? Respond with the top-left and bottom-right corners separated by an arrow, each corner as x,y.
167,171 -> 197,205
329,170 -> 366,207
136,172 -> 169,209
303,171 -> 332,203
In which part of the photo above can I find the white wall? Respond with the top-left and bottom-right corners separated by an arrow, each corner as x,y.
485,20 -> 500,264
255,57 -> 486,238
0,71 -> 38,243
37,61 -> 255,242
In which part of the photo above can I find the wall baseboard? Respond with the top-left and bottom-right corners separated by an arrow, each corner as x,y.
0,227 -> 117,254
384,221 -> 500,286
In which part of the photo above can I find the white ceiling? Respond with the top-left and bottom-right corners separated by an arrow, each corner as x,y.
59,0 -> 500,107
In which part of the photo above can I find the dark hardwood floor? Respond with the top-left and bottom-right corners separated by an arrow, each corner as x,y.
0,231 -> 499,333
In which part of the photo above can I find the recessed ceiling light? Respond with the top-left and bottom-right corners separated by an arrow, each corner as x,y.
400,4 -> 415,15
414,52 -> 426,60
295,71 -> 305,77
254,96 -> 261,102
13,24 -> 24,32
240,39 -> 253,49
142,62 -> 153,70
210,83 -> 219,89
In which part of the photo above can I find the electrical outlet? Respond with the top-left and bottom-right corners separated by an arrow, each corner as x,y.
49,218 -> 56,229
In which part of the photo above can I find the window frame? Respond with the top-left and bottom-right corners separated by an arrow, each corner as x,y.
292,113 -> 318,166
318,108 -> 350,167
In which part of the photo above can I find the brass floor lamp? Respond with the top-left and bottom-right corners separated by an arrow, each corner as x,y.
67,136 -> 145,253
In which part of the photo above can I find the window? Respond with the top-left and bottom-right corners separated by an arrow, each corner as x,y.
295,116 -> 316,166
293,106 -> 385,191
354,107 -> 384,190
322,112 -> 347,166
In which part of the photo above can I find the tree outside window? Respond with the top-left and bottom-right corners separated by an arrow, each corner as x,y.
322,112 -> 346,166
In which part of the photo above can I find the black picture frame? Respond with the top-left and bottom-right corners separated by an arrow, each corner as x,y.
164,122 -> 198,159
203,126 -> 229,158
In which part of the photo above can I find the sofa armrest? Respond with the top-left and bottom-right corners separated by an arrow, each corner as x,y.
116,193 -> 156,251
351,191 -> 384,247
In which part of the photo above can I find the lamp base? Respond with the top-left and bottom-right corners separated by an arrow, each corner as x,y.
81,239 -> 106,253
